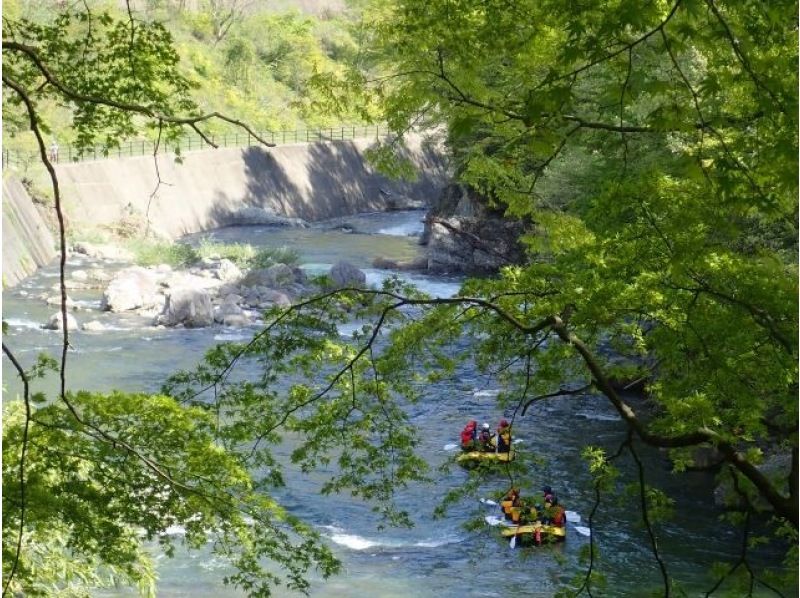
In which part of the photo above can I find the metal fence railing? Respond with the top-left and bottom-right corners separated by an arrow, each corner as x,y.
2,123 -> 388,168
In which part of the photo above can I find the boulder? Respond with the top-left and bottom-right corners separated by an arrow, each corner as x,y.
155,288 -> 214,328
81,320 -> 107,332
223,293 -> 244,305
43,311 -> 79,331
372,256 -> 429,271
72,242 -> 133,262
101,267 -> 160,312
222,314 -> 251,327
87,268 -> 114,283
329,261 -> 366,288
214,301 -> 244,323
46,294 -> 76,308
215,259 -> 242,282
258,289 -> 291,307
242,264 -> 295,289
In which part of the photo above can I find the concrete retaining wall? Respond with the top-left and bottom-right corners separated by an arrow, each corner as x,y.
55,135 -> 447,238
2,177 -> 57,288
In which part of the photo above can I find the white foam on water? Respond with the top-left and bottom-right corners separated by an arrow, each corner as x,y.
413,535 -> 462,548
329,533 -> 380,551
479,498 -> 498,507
565,511 -> 581,523
576,411 -> 622,422
443,443 -> 458,451
213,332 -> 251,342
473,389 -> 500,398
377,222 -> 423,236
512,438 -> 524,444
574,526 -> 591,537
5,318 -> 43,330
485,515 -> 508,527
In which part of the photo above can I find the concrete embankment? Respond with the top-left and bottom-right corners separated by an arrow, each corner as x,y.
55,135 -> 446,238
3,177 -> 57,287
3,135 -> 447,287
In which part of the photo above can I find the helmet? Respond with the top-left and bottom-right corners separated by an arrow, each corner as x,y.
541,485 -> 552,494
499,419 -> 509,427
482,423 -> 490,430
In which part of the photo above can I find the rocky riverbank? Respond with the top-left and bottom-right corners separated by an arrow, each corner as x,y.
37,241 -> 369,332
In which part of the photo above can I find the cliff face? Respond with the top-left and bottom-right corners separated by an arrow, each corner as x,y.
2,177 -> 57,288
422,183 -> 526,274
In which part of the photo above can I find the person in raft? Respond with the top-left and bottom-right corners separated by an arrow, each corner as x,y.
501,487 -> 521,520
494,418 -> 512,453
540,487 -> 566,527
460,420 -> 478,451
478,422 -> 493,451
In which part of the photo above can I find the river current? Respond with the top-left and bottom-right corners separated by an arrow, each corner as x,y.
2,211 -> 786,597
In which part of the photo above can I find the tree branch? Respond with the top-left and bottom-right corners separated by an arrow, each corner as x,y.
1,343 -> 32,596
2,41 -> 276,148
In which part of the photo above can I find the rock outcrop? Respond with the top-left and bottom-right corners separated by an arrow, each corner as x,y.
421,184 -> 526,274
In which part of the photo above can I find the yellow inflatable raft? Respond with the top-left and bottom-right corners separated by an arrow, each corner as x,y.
501,522 -> 566,543
456,450 -> 515,464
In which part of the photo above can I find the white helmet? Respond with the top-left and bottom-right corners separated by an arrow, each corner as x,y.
482,422 -> 490,430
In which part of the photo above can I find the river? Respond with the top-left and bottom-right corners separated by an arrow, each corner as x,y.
2,210 -> 787,597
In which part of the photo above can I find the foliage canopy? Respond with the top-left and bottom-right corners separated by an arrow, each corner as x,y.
2,0 -> 798,596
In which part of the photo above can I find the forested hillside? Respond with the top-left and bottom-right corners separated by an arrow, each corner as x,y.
2,0 -> 368,158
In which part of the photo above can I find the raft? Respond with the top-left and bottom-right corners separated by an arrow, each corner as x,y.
456,450 -> 515,464
501,522 -> 566,543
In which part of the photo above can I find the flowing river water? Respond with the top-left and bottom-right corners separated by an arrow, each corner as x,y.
2,210 -> 787,597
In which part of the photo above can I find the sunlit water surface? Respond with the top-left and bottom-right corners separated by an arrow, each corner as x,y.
2,211 -> 788,597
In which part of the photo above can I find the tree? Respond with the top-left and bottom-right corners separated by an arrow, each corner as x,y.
192,0 -> 796,593
2,5 -> 341,597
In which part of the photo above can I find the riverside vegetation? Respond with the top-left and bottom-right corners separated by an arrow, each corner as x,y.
2,0 -> 797,597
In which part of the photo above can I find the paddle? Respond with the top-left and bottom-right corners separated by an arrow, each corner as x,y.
509,525 -> 520,549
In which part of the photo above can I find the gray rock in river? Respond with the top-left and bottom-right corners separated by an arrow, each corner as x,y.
329,261 -> 366,288
155,288 -> 214,328
72,241 -> 134,262
101,266 -> 161,312
43,311 -> 79,331
214,301 -> 244,323
241,263 -> 295,289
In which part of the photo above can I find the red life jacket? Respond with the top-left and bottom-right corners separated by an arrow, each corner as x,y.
460,429 -> 473,445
